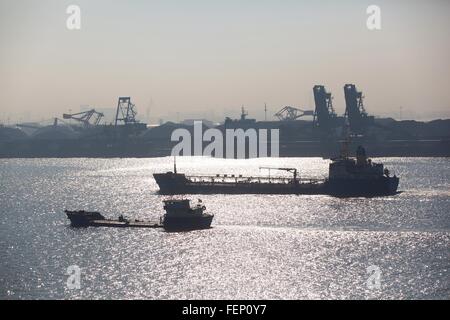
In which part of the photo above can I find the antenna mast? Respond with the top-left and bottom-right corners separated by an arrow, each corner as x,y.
174,156 -> 177,174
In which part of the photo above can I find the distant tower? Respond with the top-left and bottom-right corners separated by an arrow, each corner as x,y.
146,107 -> 150,123
240,106 -> 248,121
264,103 -> 267,121
147,97 -> 153,123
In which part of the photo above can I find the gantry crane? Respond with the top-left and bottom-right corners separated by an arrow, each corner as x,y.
312,85 -> 340,131
343,84 -> 374,134
115,97 -> 138,126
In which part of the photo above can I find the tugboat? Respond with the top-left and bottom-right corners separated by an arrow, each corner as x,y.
162,199 -> 214,231
324,145 -> 399,196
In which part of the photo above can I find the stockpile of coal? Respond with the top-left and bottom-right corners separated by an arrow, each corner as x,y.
32,126 -> 79,140
0,126 -> 27,142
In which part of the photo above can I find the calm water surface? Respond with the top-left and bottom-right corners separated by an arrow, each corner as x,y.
0,157 -> 449,299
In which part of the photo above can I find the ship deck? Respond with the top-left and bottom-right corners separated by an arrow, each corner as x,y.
84,219 -> 162,228
184,174 -> 325,185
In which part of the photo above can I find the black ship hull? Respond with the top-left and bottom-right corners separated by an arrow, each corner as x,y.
154,173 -> 399,197
325,176 -> 399,197
163,214 -> 214,231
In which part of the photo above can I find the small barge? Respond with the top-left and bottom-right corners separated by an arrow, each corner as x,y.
65,210 -> 161,228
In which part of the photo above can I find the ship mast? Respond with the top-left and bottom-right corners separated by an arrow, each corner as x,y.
174,156 -> 177,173
340,120 -> 351,159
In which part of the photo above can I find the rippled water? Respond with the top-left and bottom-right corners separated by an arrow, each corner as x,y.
0,157 -> 449,299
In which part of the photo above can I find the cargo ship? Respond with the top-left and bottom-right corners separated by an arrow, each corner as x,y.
153,145 -> 399,197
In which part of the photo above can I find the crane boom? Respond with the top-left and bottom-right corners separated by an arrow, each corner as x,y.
259,166 -> 298,182
63,109 -> 104,127
274,106 -> 314,121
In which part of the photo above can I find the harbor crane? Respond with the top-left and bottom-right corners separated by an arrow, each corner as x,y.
63,109 -> 104,127
115,97 -> 138,126
343,84 -> 374,134
274,106 -> 314,121
312,85 -> 340,131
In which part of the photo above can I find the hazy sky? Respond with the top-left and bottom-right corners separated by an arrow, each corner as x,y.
0,0 -> 449,124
